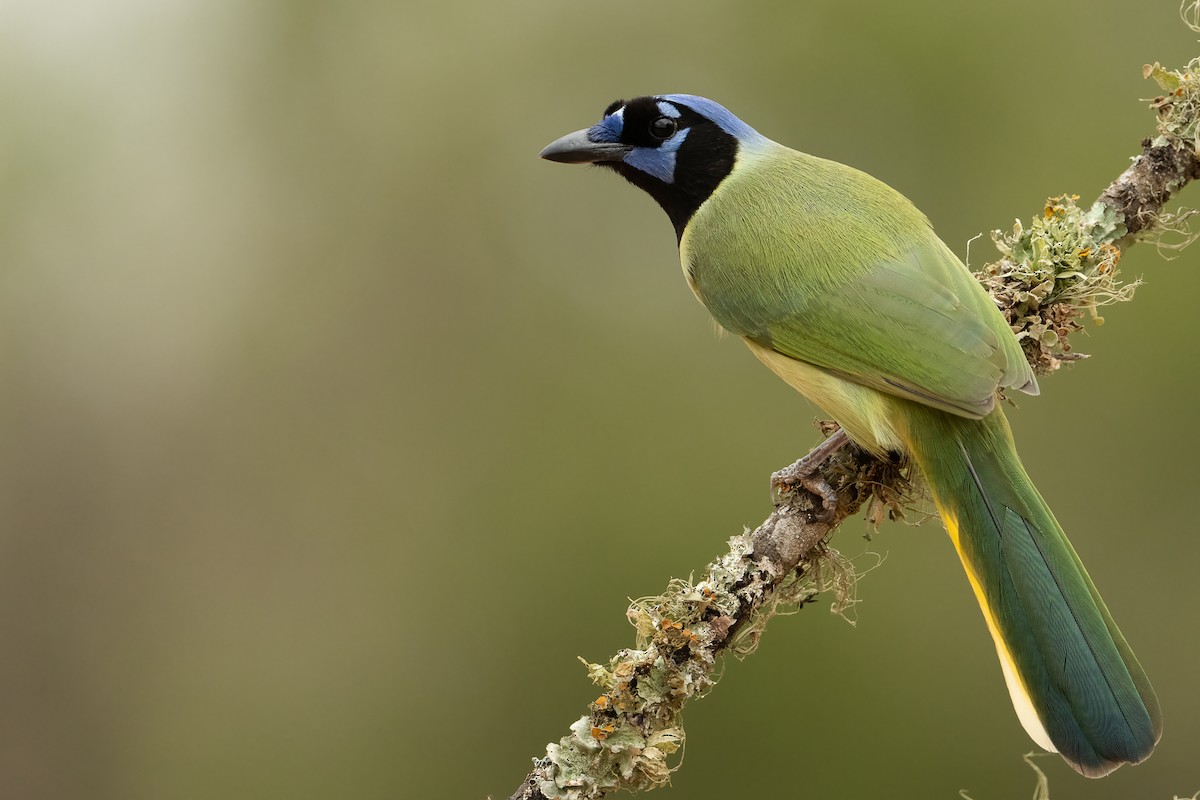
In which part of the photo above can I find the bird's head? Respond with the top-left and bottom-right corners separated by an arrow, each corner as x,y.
539,95 -> 767,239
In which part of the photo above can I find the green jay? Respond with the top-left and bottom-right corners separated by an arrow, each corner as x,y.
539,94 -> 1160,777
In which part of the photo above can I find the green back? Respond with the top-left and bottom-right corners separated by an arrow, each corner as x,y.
680,144 -> 1035,418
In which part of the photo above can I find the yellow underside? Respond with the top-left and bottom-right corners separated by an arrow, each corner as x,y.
742,338 -> 903,454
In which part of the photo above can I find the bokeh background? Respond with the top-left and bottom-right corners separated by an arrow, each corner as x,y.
1,1 -> 1197,798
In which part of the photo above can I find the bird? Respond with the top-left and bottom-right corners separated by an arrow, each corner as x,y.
539,94 -> 1161,777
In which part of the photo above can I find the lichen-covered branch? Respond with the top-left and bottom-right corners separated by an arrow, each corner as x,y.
503,41 -> 1200,800
505,435 -> 904,800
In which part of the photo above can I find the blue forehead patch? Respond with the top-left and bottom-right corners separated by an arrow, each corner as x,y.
623,127 -> 690,183
659,94 -> 766,147
587,107 -> 624,143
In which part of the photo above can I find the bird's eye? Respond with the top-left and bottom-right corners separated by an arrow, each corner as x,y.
649,117 -> 677,140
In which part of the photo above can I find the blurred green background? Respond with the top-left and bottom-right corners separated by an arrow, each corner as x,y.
1,1 -> 1197,798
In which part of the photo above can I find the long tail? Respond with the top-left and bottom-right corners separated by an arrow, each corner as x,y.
902,404 -> 1161,777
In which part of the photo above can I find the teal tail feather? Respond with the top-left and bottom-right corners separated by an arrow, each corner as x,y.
903,405 -> 1161,777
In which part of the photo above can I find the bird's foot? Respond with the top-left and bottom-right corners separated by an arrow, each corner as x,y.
771,428 -> 851,522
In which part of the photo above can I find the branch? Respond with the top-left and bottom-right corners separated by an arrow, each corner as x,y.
504,45 -> 1200,800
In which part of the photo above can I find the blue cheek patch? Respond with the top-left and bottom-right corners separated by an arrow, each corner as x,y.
587,108 -> 624,143
623,128 -> 690,183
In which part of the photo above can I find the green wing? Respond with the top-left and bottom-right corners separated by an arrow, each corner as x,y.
760,240 -> 1033,418
684,148 -> 1036,418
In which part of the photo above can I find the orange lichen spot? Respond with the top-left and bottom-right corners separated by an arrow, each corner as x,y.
660,619 -> 682,631
593,695 -> 610,709
590,723 -> 616,740
1078,247 -> 1092,259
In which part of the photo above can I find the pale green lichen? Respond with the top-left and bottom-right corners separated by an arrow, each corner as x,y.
980,194 -> 1139,374
1144,1 -> 1200,147
533,534 -> 847,799
975,29 -> 1200,376
1146,206 -> 1200,256
1145,57 -> 1200,148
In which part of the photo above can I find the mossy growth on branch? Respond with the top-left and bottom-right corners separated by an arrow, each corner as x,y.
1146,0 -> 1200,147
972,14 -> 1200,377
1146,58 -> 1200,148
533,535 -> 858,799
980,195 -> 1138,375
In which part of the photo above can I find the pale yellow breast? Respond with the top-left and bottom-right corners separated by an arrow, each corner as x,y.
743,338 -> 904,455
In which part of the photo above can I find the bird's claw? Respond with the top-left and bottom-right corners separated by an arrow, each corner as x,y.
771,428 -> 850,522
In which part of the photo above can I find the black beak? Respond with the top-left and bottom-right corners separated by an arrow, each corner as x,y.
539,128 -> 632,164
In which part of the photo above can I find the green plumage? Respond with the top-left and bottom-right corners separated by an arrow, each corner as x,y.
682,142 -> 1161,776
